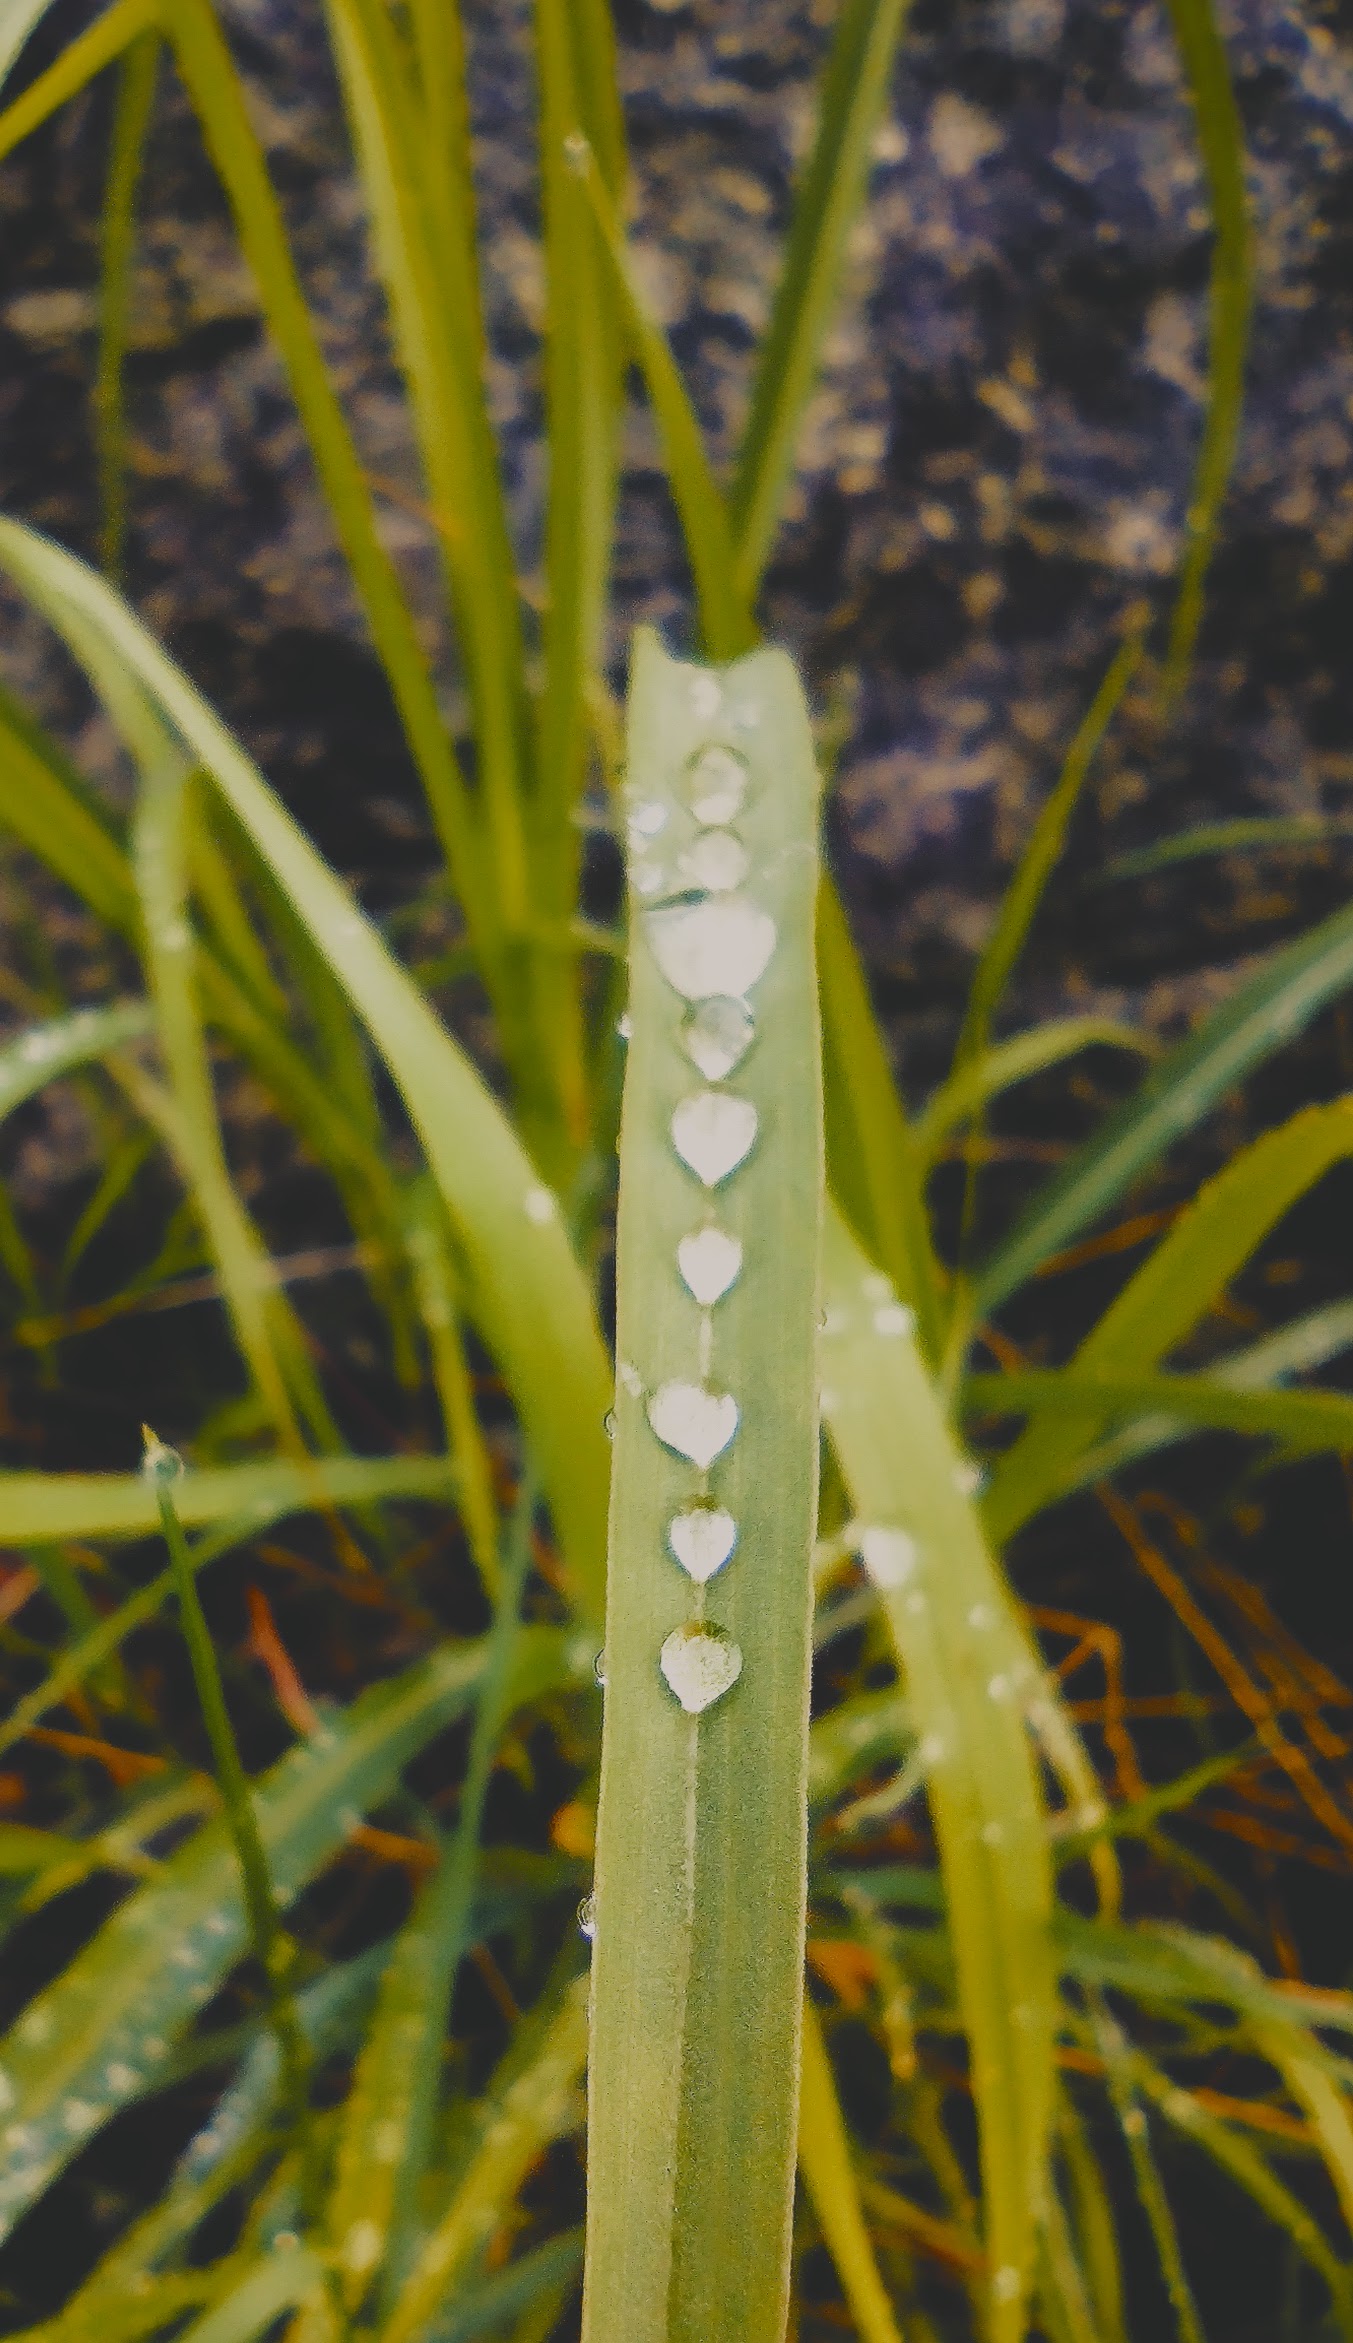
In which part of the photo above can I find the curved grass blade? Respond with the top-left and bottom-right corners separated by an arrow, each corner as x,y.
1091,2005 -> 1206,2343
1160,0 -> 1253,703
983,1095 -> 1353,1540
819,1203 -> 1056,2343
0,519 -> 612,1620
582,637 -> 822,2343
0,680 -> 136,929
96,29 -> 159,580
967,1365 -> 1353,1464
975,893 -> 1353,1321
0,999 -> 152,1121
1089,814 -> 1353,888
0,0 -> 157,158
0,1636 -> 500,2240
379,1975 -> 590,2343
916,1018 -> 1153,1160
798,1998 -> 904,2343
727,0 -> 916,602
175,2251 -> 325,2343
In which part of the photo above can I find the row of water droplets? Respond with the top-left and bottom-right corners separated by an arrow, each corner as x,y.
627,671 -> 772,1718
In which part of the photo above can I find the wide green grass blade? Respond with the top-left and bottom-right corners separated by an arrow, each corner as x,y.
797,1999 -> 904,2343
95,29 -> 159,580
984,1095 -> 1353,1539
0,519 -> 612,1620
582,637 -> 822,2343
819,1203 -> 1056,2343
159,0 -> 485,942
727,0 -> 915,602
976,893 -> 1353,1318
0,1636 -> 505,2238
1161,0 -> 1253,702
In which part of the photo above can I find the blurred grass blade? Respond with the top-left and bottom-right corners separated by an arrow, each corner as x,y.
798,1999 -> 904,2343
0,1638 -> 494,2238
916,1019 -> 1153,1161
1091,2006 -> 1206,2343
0,1448 -> 455,1555
0,1000 -> 152,1120
0,0 -> 157,158
161,0 -> 486,941
0,518 -> 612,1621
1161,0 -> 1253,703
728,0 -> 915,601
583,638 -> 822,2343
975,892 -> 1353,1319
984,1095 -> 1353,1540
0,679 -> 137,930
968,1363 -> 1353,1478
177,2253 -> 324,2343
819,1202 -> 1056,2343
96,29 -> 158,579
379,1977 -> 590,2343
403,1177 -> 500,1592
1089,813 -> 1353,887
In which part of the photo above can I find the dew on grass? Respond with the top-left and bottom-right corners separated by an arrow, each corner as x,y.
616,1012 -> 632,1041
686,743 -> 748,824
62,2100 -> 98,2135
577,1895 -> 598,1942
343,2219 -> 382,2277
627,800 -> 668,843
991,2266 -> 1022,2306
683,994 -> 755,1081
603,1410 -> 616,1440
647,1380 -> 739,1467
682,829 -> 749,892
659,1623 -> 743,1713
987,1673 -> 1013,1702
967,1603 -> 995,1630
688,674 -> 723,720
523,1184 -> 556,1225
671,1091 -> 758,1186
617,1358 -> 643,1397
873,1303 -> 915,1338
593,1651 -> 607,1688
858,1526 -> 918,1589
667,1505 -> 738,1583
631,860 -> 665,897
646,896 -> 776,1001
677,1225 -> 742,1304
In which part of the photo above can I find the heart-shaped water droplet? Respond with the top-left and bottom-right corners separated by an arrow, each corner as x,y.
668,1505 -> 738,1582
683,995 -> 755,1082
677,1226 -> 742,1304
671,1091 -> 758,1187
626,799 -> 668,845
682,829 -> 748,892
647,1381 -> 739,1467
646,897 -> 777,1001
659,1623 -> 743,1713
685,743 -> 747,824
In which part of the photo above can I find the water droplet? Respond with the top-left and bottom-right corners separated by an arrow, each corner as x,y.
683,995 -> 755,1081
659,1622 -> 743,1712
686,743 -> 748,824
677,1225 -> 742,1304
818,1384 -> 839,1413
991,2266 -> 1022,2306
967,1602 -> 994,1630
617,1358 -> 643,1397
342,2219 -> 382,2277
157,919 -> 190,955
981,1820 -> 1005,1847
952,1458 -> 983,1497
632,860 -> 665,897
730,701 -> 760,732
616,1012 -> 633,1041
987,1673 -> 1013,1702
524,1185 -> 557,1225
104,2061 -> 138,2093
646,896 -> 777,1001
688,674 -> 723,720
140,1429 -> 183,1486
627,800 -> 668,843
63,2100 -> 98,2135
577,1895 -> 598,1942
668,1505 -> 738,1582
603,1409 -> 616,1439
593,1650 -> 607,1688
919,1733 -> 947,1767
861,1272 -> 892,1303
682,829 -> 749,892
873,1303 -> 914,1339
647,1380 -> 739,1467
671,1091 -> 758,1186
858,1526 -> 918,1588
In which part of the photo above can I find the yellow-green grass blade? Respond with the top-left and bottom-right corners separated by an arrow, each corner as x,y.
403,1177 -> 500,1594
0,518 -> 612,1621
0,678 -> 137,930
318,0 -> 531,933
1091,2006 -> 1207,2343
727,0 -> 915,603
798,1998 -> 905,2343
95,29 -> 159,580
160,0 -> 486,948
0,0 -> 157,158
1161,0 -> 1254,703
820,1202 -> 1056,2343
0,1636 -> 504,2239
916,1018 -> 1153,1160
379,1975 -> 590,2343
0,999 -> 152,1121
175,2254 -> 325,2343
582,637 -> 823,2343
1055,2089 -> 1129,2343
974,889 -> 1353,1320
966,1364 -> 1353,1479
984,1095 -> 1353,1540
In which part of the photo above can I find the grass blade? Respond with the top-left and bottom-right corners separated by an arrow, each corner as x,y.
0,1000 -> 152,1120
820,1202 -> 1057,2343
1160,0 -> 1254,702
0,0 -> 157,160
916,1018 -> 1153,1161
0,519 -> 612,1620
0,1448 -> 456,1551
798,1998 -> 904,2343
95,29 -> 159,580
727,0 -> 915,601
582,637 -> 822,2343
976,893 -> 1353,1319
983,1095 -> 1353,1540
